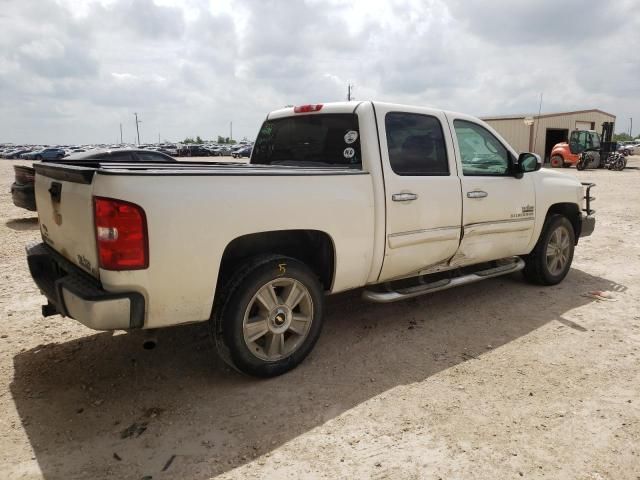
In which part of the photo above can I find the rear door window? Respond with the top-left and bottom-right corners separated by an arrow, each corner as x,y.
251,114 -> 361,168
385,112 -> 449,175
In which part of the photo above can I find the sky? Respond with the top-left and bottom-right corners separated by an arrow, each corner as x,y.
1,0 -> 638,144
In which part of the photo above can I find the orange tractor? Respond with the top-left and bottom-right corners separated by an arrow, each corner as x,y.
549,121 -> 616,168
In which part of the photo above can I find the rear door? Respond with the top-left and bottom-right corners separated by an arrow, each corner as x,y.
375,104 -> 462,281
34,164 -> 100,278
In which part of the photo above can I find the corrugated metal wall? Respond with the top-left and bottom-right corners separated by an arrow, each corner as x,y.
483,111 -> 616,160
484,119 -> 530,153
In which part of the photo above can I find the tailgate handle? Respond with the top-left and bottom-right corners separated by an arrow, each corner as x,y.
49,182 -> 62,202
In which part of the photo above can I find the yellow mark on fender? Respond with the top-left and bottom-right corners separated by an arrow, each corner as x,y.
278,263 -> 287,274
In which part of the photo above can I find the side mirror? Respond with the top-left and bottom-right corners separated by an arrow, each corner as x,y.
518,152 -> 542,174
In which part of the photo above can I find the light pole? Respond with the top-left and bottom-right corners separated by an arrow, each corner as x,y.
134,113 -> 142,145
630,118 -> 633,138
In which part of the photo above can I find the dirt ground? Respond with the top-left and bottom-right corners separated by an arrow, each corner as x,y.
1,157 -> 639,480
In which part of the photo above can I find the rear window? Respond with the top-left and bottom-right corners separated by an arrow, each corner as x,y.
251,114 -> 361,168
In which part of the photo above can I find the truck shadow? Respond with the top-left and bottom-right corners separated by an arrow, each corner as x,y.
10,268 -> 625,479
5,217 -> 39,231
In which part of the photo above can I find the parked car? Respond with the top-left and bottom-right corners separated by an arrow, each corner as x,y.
620,142 -> 635,155
21,148 -> 66,160
3,148 -> 32,159
617,143 -> 633,156
25,101 -> 595,378
10,149 -> 177,211
231,146 -> 252,158
11,166 -> 37,210
177,145 -> 211,157
157,145 -> 179,156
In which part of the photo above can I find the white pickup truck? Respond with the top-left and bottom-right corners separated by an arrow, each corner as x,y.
26,101 -> 595,377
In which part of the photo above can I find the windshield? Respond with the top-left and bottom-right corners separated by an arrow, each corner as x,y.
251,113 -> 361,168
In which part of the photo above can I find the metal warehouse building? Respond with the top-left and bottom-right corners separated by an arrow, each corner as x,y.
482,109 -> 616,162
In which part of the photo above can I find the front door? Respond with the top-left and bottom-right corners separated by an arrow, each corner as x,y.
376,105 -> 462,281
447,116 -> 536,267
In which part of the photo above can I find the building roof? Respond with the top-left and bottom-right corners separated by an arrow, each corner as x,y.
481,109 -> 616,121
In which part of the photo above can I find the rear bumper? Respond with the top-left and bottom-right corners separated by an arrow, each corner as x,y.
579,214 -> 595,238
26,242 -> 144,330
11,183 -> 36,211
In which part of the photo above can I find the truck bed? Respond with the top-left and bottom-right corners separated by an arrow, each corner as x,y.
33,161 -> 376,328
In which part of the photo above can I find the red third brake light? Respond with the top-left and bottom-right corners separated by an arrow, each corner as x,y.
94,197 -> 148,270
293,104 -> 323,113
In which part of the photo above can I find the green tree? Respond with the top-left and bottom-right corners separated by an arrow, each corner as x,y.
196,135 -> 203,143
613,133 -> 632,142
183,137 -> 195,144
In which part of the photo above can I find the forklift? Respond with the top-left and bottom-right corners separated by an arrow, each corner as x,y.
571,121 -> 617,170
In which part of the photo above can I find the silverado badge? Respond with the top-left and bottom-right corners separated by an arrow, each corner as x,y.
511,205 -> 534,218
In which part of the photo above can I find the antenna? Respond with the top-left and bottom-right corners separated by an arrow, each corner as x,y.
532,92 -> 543,153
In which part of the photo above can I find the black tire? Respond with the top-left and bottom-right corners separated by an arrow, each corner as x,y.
522,214 -> 575,286
211,255 -> 325,377
550,155 -> 563,168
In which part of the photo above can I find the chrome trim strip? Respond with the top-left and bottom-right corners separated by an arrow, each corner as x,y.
464,217 -> 534,228
388,226 -> 460,249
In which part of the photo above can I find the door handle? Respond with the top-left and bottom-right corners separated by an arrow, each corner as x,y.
467,190 -> 488,199
392,192 -> 418,202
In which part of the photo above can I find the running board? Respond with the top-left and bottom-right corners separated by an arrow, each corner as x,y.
362,257 -> 525,303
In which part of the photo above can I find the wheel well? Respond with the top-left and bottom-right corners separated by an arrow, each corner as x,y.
217,230 -> 336,292
546,203 -> 581,240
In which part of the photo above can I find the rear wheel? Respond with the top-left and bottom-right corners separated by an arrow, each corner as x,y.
211,255 -> 325,377
523,214 -> 575,285
550,155 -> 563,168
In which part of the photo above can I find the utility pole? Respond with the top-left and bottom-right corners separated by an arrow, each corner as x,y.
119,123 -> 123,144
158,133 -> 161,145
347,83 -> 354,101
230,121 -> 233,142
134,112 -> 142,145
630,118 -> 633,138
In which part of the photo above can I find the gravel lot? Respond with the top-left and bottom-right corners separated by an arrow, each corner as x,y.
1,158 -> 639,479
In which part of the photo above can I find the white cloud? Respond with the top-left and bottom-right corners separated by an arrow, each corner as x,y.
0,0 -> 638,144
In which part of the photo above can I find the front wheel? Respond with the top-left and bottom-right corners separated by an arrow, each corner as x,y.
522,214 -> 575,285
211,255 -> 325,377
550,155 -> 563,168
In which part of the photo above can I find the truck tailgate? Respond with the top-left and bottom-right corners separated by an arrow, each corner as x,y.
34,163 -> 100,278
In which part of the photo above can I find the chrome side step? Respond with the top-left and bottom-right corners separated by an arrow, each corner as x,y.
362,257 -> 525,303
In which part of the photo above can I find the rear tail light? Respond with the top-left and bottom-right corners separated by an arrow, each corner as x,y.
93,196 -> 148,270
293,104 -> 323,113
